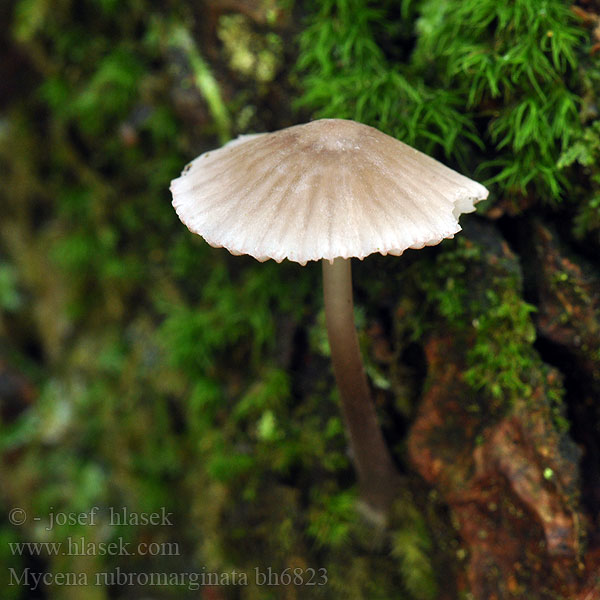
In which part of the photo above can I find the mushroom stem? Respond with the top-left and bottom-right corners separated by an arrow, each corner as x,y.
322,257 -> 399,516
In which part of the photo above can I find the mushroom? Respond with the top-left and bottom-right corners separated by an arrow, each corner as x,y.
170,119 -> 488,518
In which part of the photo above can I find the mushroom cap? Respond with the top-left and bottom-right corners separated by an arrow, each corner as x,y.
170,119 -> 489,265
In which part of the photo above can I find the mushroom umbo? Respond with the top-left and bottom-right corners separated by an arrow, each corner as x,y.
170,119 -> 488,517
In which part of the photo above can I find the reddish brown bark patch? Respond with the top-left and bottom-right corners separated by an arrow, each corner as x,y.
408,334 -> 585,599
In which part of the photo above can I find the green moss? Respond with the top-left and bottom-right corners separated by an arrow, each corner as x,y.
391,491 -> 438,600
296,0 -> 480,161
414,0 -> 584,200
298,0 -> 590,202
410,234 -> 540,410
464,288 -> 537,402
559,120 -> 600,237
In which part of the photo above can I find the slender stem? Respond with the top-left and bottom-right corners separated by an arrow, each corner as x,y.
322,258 -> 399,515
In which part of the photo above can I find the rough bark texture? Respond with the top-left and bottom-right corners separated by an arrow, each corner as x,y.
406,219 -> 600,599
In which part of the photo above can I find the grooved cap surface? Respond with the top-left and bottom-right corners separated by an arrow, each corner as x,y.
170,119 -> 489,265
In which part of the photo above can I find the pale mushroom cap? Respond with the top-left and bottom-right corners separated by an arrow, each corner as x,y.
170,119 -> 489,265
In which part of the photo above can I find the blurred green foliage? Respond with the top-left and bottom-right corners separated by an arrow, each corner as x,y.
0,0 -> 598,598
